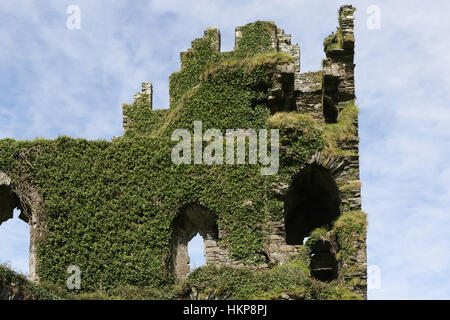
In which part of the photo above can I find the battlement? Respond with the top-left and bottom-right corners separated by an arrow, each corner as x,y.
133,82 -> 153,107
124,5 -> 355,135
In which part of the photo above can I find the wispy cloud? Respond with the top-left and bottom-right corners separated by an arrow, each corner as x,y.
356,0 -> 450,299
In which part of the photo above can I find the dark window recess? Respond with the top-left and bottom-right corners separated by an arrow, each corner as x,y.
284,164 -> 340,245
309,240 -> 338,282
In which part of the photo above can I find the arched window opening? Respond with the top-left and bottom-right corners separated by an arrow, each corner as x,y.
0,179 -> 30,276
0,209 -> 30,276
310,240 -> 338,282
284,164 -> 340,245
171,204 -> 218,279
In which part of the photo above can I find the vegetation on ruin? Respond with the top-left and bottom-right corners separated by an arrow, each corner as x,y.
0,15 -> 365,300
0,264 -> 59,300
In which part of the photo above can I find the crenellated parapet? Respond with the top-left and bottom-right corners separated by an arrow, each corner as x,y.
123,6 -> 356,134
276,28 -> 300,77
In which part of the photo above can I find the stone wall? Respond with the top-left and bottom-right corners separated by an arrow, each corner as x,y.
205,229 -> 270,270
322,5 -> 356,123
132,82 -> 153,107
276,28 -> 300,76
295,71 -> 323,120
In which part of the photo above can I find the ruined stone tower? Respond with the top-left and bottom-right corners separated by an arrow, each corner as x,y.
0,5 -> 366,300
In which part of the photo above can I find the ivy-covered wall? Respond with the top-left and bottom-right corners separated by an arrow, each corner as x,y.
0,5 -> 366,300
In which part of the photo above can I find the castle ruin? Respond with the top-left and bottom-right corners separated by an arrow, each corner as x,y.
0,5 -> 366,300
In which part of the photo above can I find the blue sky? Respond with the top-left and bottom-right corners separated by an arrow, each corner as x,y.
1,0 -> 450,299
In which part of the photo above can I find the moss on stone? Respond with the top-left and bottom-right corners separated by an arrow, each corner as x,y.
323,29 -> 343,52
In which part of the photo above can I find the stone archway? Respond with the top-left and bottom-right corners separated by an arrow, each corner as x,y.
170,204 -> 219,279
284,164 -> 340,245
0,172 -> 27,226
0,171 -> 40,282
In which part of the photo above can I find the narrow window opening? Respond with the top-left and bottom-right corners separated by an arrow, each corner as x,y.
170,204 -> 218,279
221,28 -> 235,52
323,77 -> 339,123
187,233 -> 206,274
0,209 -> 30,276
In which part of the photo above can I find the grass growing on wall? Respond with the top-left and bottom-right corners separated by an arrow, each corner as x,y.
0,264 -> 59,300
